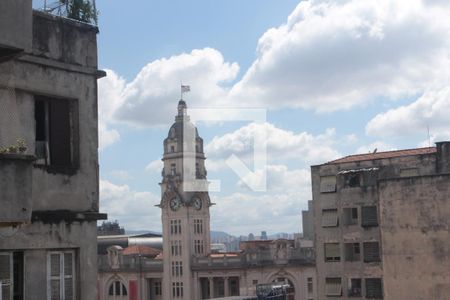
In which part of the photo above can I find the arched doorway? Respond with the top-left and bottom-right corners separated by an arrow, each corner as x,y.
272,277 -> 295,300
107,280 -> 128,300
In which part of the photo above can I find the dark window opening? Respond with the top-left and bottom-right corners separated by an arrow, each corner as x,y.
171,145 -> 175,152
348,278 -> 362,297
361,206 -> 378,227
345,243 -> 361,262
34,96 -> 77,171
365,278 -> 383,298
345,173 -> 361,188
344,207 -> 358,226
363,242 -> 380,263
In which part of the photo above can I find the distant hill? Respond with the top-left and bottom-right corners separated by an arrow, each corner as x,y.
211,231 -> 234,240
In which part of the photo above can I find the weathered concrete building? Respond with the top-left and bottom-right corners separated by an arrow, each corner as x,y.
0,1 -> 105,299
312,142 -> 450,299
97,100 -> 317,300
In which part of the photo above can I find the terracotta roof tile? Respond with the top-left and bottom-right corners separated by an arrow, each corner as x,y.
326,147 -> 436,164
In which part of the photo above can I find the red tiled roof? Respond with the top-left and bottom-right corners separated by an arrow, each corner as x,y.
326,147 -> 436,164
123,245 -> 161,257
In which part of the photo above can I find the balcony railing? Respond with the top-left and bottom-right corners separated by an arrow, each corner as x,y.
98,255 -> 163,272
36,0 -> 98,24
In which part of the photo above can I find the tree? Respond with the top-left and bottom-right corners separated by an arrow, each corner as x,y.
66,0 -> 98,24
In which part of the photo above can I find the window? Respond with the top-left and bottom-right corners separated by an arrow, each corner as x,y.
47,251 -> 75,300
229,277 -> 239,296
307,277 -> 313,294
171,145 -> 175,153
324,243 -> 340,262
35,96 -> 78,170
348,278 -> 362,297
170,164 -> 176,176
345,243 -> 361,262
194,219 -> 203,234
325,278 -> 342,296
252,280 -> 258,285
170,220 -> 182,234
322,209 -> 338,227
320,176 -> 336,193
343,207 -> 358,226
172,261 -> 183,277
365,278 -> 383,298
363,242 -> 380,263
361,206 -> 378,227
108,281 -> 127,296
344,173 -> 361,188
171,240 -> 182,256
194,240 -> 204,255
153,280 -> 162,296
172,282 -> 183,297
0,252 -> 24,300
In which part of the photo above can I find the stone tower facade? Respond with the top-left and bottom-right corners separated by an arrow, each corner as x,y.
159,100 -> 212,300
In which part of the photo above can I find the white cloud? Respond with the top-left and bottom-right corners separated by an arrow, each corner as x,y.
210,191 -> 310,235
113,48 -> 239,127
100,180 -> 161,231
98,70 -> 126,150
230,0 -> 450,111
366,87 -> 450,141
98,0 -> 450,131
205,122 -> 340,165
145,159 -> 163,173
237,164 -> 311,194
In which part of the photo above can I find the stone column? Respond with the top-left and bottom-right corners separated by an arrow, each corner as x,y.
224,277 -> 229,297
209,277 -> 214,299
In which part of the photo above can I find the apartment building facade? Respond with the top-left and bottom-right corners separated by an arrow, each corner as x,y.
312,142 -> 450,299
0,2 -> 105,299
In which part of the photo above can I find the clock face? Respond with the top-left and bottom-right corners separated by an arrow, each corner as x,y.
193,197 -> 202,210
169,197 -> 181,211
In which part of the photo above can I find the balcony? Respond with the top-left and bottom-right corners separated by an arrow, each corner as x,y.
98,254 -> 163,272
0,154 -> 35,224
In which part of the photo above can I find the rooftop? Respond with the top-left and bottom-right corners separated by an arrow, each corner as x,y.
327,146 -> 437,165
123,245 -> 161,257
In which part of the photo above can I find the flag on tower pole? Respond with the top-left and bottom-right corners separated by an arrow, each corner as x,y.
180,84 -> 190,99
181,85 -> 190,94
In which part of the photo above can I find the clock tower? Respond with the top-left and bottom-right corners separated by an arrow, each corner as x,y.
159,99 -> 212,299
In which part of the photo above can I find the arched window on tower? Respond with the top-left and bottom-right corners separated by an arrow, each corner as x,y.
108,280 -> 128,300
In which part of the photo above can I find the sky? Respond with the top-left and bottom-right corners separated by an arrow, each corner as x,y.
87,0 -> 450,236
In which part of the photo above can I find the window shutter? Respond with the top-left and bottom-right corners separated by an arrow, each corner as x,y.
49,253 -> 61,300
325,243 -> 340,259
320,176 -> 336,193
64,253 -> 73,300
325,278 -> 342,296
365,278 -> 383,298
0,253 -> 12,300
322,209 -> 338,227
363,242 -> 380,262
361,206 -> 378,227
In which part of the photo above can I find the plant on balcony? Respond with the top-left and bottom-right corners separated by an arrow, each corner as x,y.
66,0 -> 98,24
0,139 -> 27,154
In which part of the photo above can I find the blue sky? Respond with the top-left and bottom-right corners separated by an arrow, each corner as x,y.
90,0 -> 450,236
